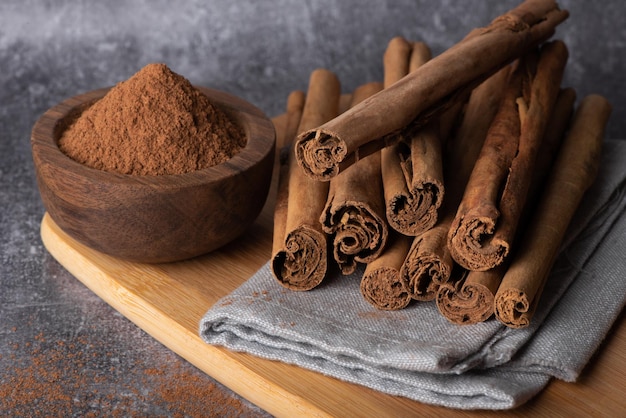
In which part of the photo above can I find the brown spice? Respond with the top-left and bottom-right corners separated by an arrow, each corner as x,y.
58,63 -> 246,176
1,327 -> 264,417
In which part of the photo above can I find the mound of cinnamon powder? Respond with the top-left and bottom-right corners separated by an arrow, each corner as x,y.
58,63 -> 246,175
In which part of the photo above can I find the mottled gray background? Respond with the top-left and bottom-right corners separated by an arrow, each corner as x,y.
2,0 -> 625,135
1,1 -> 623,416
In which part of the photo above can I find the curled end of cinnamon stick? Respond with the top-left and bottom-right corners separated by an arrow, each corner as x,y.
360,266 -> 411,311
271,225 -> 327,291
401,237 -> 452,301
406,256 -> 450,301
294,129 -> 346,181
448,209 -> 509,271
436,281 -> 494,325
387,179 -> 444,236
325,203 -> 388,275
494,288 -> 531,328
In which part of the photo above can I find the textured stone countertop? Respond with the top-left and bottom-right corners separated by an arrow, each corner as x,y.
1,1 -> 624,416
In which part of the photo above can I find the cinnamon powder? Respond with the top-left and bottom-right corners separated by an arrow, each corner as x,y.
58,63 -> 246,176
1,327 -> 266,417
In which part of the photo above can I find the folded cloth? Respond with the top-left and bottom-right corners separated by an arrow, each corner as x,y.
200,139 -> 626,410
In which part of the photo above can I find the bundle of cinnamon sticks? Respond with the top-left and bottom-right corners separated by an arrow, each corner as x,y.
270,0 -> 612,329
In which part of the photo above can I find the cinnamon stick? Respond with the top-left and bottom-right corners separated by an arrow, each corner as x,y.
360,230 -> 413,310
447,40 -> 568,271
381,38 -> 445,236
398,66 -> 511,301
271,90 -> 305,272
436,266 -> 504,324
320,82 -> 388,275
494,94 -> 611,328
294,0 -> 569,181
400,228 -> 453,301
436,87 -> 576,324
271,69 -> 340,290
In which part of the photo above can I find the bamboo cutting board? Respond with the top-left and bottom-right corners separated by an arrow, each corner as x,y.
39,115 -> 625,417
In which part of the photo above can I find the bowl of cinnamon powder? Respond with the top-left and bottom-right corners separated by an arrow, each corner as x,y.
31,63 -> 275,263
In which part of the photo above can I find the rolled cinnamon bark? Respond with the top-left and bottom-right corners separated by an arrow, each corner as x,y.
401,227 -> 453,301
381,38 -> 445,236
436,266 -> 502,324
271,69 -> 340,290
494,94 -> 611,328
436,87 -> 577,324
294,0 -> 569,181
320,82 -> 388,275
448,41 -> 568,271
360,230 -> 413,310
399,66 -> 511,301
271,90 -> 305,273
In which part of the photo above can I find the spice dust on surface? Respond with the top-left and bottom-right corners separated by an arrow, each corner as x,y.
58,63 -> 246,176
0,326 -> 267,417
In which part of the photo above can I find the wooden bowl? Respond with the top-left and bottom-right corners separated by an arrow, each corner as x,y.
32,87 -> 275,263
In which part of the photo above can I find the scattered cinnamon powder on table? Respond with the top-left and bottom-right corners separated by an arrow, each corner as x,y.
1,327 -> 266,417
58,63 -> 246,176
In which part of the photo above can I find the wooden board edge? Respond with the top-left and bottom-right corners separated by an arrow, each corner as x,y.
40,213 -> 333,418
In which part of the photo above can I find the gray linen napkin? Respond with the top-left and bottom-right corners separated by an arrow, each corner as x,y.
200,139 -> 626,410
